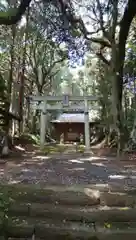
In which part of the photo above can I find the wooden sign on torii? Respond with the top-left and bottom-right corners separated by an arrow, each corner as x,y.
28,95 -> 98,151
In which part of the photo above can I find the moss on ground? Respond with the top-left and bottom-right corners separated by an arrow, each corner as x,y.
43,144 -> 86,154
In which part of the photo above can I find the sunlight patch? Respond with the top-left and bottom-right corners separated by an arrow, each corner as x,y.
109,175 -> 126,179
15,145 -> 25,151
91,163 -> 105,167
87,156 -> 107,161
26,151 -> 35,154
45,169 -> 54,173
32,156 -> 50,160
109,175 -> 136,179
79,157 -> 90,161
8,180 -> 21,184
67,167 -> 85,171
73,167 -> 85,171
21,168 -> 32,173
124,165 -> 136,168
84,188 -> 100,199
69,159 -> 83,164
92,183 -> 109,189
122,170 -> 136,174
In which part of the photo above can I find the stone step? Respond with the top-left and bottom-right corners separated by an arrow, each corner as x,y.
9,238 -> 48,240
8,239 -> 41,240
2,184 -> 136,207
8,202 -> 136,223
4,216 -> 136,240
0,184 -> 100,206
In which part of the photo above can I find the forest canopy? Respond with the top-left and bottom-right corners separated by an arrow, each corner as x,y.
0,0 -> 136,151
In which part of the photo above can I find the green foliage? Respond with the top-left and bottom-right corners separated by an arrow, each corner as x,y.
0,0 -> 135,146
104,222 -> 111,228
0,191 -> 10,219
77,145 -> 85,153
43,144 -> 66,154
124,109 -> 135,131
0,73 -> 9,130
0,189 -> 11,236
19,133 -> 40,145
71,28 -> 82,38
43,144 -> 86,154
0,8 -> 17,19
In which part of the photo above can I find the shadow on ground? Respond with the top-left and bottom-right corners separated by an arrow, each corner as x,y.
0,145 -> 136,188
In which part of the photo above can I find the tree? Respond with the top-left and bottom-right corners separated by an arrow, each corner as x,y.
62,0 -> 136,151
27,33 -> 67,94
0,0 -> 136,150
0,2 -> 65,148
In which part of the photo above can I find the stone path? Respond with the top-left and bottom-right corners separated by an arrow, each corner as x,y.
1,148 -> 136,239
0,149 -> 136,188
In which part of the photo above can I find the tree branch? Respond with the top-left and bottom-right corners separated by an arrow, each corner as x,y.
45,54 -> 66,78
96,0 -> 107,36
96,50 -> 110,65
110,0 -> 118,41
0,0 -> 31,25
116,0 -> 136,105
58,0 -> 112,48
90,37 -> 111,47
118,0 -> 136,69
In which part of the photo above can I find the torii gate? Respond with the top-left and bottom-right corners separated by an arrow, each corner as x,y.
28,95 -> 98,151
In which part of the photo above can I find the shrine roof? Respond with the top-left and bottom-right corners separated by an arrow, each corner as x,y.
51,111 -> 99,123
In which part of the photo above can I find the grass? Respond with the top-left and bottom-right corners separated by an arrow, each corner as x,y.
43,144 -> 67,154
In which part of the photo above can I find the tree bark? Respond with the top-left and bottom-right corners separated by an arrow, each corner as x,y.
93,0 -> 136,152
114,0 -> 136,151
19,8 -> 29,134
31,110 -> 39,134
6,24 -> 16,134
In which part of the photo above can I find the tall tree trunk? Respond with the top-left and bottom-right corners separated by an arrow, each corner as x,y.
31,86 -> 43,135
107,0 -> 136,154
116,0 -> 136,150
25,81 -> 34,131
19,8 -> 29,134
31,110 -> 39,134
6,24 -> 16,134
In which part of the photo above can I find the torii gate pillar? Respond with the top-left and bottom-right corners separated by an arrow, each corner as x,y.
84,99 -> 90,152
40,101 -> 47,149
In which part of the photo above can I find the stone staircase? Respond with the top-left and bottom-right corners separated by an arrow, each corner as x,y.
1,183 -> 136,239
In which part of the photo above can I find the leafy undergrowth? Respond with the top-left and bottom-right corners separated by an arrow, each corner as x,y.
13,135 -> 86,155
43,144 -> 86,154
12,133 -> 118,156
0,188 -> 11,236
14,133 -> 40,146
43,144 -> 67,154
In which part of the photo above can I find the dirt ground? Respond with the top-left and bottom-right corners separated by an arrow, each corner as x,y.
0,144 -> 135,189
